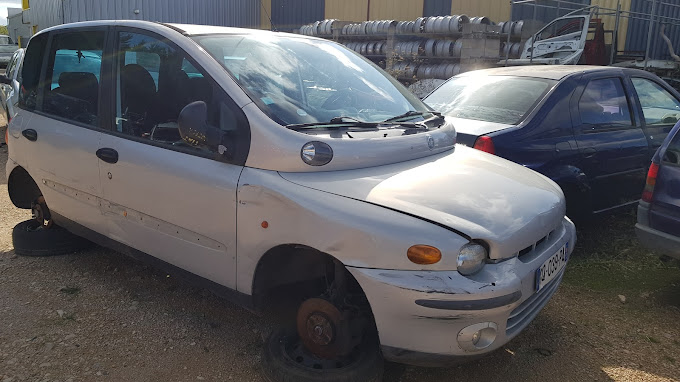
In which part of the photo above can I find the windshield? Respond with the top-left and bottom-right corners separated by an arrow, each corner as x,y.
193,34 -> 429,126
424,75 -> 555,124
0,45 -> 17,53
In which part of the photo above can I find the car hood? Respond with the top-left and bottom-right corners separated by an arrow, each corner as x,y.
279,145 -> 565,260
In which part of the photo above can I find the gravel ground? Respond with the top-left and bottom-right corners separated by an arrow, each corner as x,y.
1,124 -> 679,381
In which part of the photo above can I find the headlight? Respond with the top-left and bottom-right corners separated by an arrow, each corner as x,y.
457,243 -> 487,275
301,141 -> 333,166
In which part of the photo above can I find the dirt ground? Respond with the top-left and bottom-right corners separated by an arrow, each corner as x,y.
1,120 -> 679,381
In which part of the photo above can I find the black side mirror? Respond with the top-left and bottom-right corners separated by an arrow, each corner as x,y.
178,101 -> 222,150
0,75 -> 11,85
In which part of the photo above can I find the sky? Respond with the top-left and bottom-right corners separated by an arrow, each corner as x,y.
0,0 -> 22,25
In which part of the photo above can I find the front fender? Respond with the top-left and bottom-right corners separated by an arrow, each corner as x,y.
235,167 -> 469,294
543,165 -> 590,192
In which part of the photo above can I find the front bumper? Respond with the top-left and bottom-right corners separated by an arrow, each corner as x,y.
348,216 -> 576,367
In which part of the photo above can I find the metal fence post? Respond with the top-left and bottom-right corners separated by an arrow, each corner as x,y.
645,0 -> 657,68
530,0 -> 538,64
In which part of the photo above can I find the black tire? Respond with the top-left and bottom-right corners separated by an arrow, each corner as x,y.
12,219 -> 92,257
261,328 -> 384,382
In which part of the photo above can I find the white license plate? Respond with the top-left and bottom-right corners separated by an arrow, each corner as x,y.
535,242 -> 569,292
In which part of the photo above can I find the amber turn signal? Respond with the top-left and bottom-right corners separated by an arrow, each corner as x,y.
407,245 -> 442,265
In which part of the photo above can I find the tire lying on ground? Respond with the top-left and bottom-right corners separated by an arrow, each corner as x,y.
12,219 -> 93,257
261,328 -> 384,382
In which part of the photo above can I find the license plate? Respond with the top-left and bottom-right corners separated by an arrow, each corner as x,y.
535,242 -> 568,292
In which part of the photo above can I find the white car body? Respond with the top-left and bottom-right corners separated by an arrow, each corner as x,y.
6,20 -> 576,366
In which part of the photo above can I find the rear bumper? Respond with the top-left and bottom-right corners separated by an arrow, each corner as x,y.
348,217 -> 576,367
636,203 -> 680,259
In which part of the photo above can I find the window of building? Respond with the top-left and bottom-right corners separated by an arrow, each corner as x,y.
579,78 -> 632,128
631,78 -> 680,126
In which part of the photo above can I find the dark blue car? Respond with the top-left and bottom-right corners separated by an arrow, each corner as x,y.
424,66 -> 680,219
636,121 -> 680,258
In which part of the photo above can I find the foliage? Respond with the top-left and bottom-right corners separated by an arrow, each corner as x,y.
0,26 -> 8,36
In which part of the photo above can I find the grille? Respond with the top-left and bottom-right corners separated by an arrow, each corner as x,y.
517,228 -> 558,260
506,271 -> 564,336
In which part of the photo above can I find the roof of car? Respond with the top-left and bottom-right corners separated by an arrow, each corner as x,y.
38,20 -> 314,40
456,65 -> 621,80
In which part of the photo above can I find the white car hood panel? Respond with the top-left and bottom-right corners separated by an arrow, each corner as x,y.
279,145 -> 565,259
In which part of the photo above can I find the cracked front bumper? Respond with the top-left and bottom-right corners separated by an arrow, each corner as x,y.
347,217 -> 576,367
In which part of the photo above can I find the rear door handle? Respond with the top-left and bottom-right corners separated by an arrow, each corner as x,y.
21,129 -> 37,141
96,148 -> 119,164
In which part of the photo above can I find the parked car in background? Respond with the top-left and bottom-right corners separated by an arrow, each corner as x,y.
1,48 -> 25,121
636,121 -> 680,259
0,48 -> 22,146
6,21 -> 576,381
424,66 -> 680,219
0,36 -> 18,68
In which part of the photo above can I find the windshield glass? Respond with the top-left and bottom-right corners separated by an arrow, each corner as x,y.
0,45 -> 17,53
424,75 -> 555,124
193,34 -> 429,126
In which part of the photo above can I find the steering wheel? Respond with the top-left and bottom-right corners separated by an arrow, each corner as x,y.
661,113 -> 680,124
322,88 -> 358,110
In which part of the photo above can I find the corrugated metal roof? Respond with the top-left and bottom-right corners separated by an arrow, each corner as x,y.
624,0 -> 680,60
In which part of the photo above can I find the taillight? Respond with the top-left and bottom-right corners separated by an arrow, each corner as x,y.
641,162 -> 659,202
473,135 -> 495,155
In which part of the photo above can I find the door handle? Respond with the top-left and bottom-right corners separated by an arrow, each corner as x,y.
96,148 -> 119,164
583,148 -> 597,159
21,129 -> 37,141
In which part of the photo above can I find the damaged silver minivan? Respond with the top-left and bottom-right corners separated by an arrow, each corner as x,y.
6,21 -> 575,381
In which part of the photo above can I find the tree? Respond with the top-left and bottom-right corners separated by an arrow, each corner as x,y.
0,25 -> 8,35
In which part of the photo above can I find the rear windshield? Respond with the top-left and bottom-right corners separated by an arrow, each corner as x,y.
424,75 -> 556,124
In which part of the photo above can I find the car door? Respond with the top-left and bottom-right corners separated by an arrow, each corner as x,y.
1,50 -> 17,104
629,76 -> 680,151
97,28 -> 250,288
571,74 -> 649,212
16,28 -> 107,230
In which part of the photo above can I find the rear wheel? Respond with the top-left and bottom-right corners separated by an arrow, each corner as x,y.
12,219 -> 92,256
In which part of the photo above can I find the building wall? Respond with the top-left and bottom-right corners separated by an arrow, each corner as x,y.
8,12 -> 32,47
452,0 -> 511,23
325,0 -> 368,22
591,0 -> 631,51
368,0 -> 424,20
271,0 -> 324,31
625,0 -> 680,60
22,0 -> 260,34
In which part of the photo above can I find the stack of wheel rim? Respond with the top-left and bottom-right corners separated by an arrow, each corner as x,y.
469,16 -> 491,25
419,15 -> 470,34
501,42 -> 523,58
340,20 -> 397,35
392,61 -> 418,79
394,40 -> 425,58
299,19 -> 338,36
416,63 -> 461,79
423,39 -> 463,58
497,20 -> 525,38
345,41 -> 387,56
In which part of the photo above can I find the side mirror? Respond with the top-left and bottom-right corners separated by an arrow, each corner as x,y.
178,101 -> 222,150
0,75 -> 11,85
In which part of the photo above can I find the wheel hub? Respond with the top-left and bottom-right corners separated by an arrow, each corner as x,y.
31,196 -> 53,228
296,298 -> 349,359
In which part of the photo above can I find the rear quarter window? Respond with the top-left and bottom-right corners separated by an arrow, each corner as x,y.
663,130 -> 680,166
19,33 -> 48,111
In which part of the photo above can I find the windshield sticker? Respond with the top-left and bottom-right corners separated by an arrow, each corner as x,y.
297,109 -> 308,116
261,97 -> 274,105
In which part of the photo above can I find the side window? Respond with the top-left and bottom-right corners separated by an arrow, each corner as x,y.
579,78 -> 632,128
6,52 -> 16,77
115,31 -> 249,162
663,131 -> 680,165
19,33 -> 48,110
43,31 -> 104,126
631,78 -> 680,126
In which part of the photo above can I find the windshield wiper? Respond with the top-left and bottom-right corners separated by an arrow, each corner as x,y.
286,117 -> 381,130
382,110 -> 442,123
